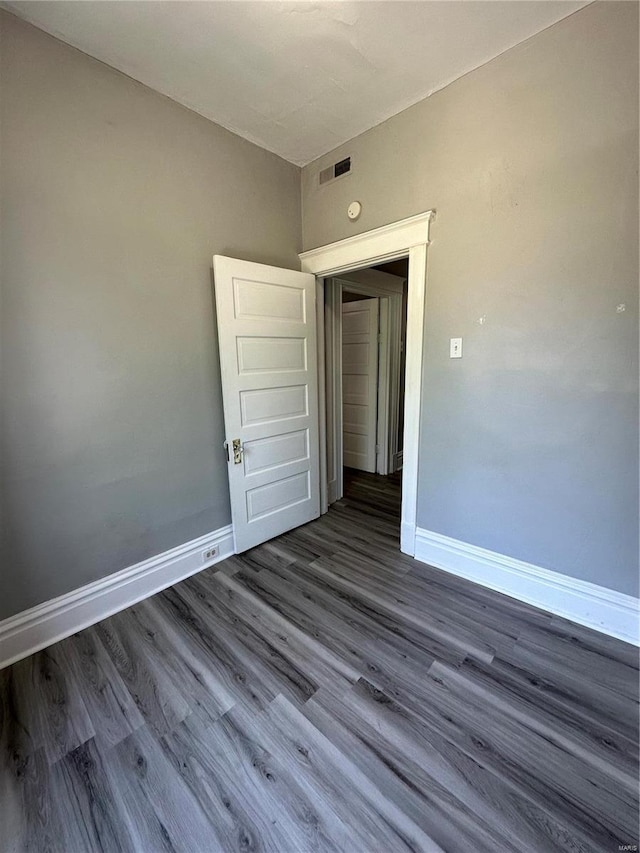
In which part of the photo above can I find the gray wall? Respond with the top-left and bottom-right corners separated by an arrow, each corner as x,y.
302,2 -> 639,596
0,11 -> 301,619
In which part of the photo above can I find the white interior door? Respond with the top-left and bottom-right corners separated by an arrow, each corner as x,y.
213,256 -> 320,553
342,298 -> 379,473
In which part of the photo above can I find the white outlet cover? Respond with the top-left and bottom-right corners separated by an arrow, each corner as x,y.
347,201 -> 362,220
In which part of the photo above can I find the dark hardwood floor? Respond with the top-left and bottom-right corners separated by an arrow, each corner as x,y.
1,469 -> 638,852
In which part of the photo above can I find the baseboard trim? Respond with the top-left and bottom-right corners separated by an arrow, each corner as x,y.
0,525 -> 234,670
414,528 -> 639,646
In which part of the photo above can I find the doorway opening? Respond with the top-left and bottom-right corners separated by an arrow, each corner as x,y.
299,210 -> 434,556
326,260 -> 408,528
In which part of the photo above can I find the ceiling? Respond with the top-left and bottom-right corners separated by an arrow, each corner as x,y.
2,1 -> 589,166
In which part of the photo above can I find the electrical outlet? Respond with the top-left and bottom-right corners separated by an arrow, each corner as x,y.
202,547 -> 217,562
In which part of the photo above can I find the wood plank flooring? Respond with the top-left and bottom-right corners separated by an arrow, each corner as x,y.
1,468 -> 638,852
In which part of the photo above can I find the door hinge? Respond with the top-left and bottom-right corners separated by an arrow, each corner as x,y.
377,333 -> 382,344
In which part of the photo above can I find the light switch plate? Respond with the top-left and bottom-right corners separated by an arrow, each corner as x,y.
450,337 -> 463,358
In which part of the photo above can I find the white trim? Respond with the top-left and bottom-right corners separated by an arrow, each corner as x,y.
387,294 -> 404,473
376,297 -> 390,475
400,243 -> 428,555
316,278 -> 328,515
300,211 -> 434,555
0,525 -> 235,670
337,267 -> 406,296
401,520 -> 416,557
324,279 -> 343,505
414,527 -> 640,646
300,211 -> 434,276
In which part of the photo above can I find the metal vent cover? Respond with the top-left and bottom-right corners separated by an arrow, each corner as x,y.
319,156 -> 351,185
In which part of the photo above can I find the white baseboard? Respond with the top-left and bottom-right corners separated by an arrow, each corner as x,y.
414,527 -> 639,646
0,525 -> 234,670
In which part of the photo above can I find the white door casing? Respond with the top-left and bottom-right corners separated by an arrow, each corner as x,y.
213,256 -> 320,553
299,210 -> 434,555
342,298 -> 379,473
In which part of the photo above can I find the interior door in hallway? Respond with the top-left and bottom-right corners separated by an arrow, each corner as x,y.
213,256 -> 320,553
342,297 -> 379,473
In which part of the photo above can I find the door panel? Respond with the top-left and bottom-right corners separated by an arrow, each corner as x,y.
342,298 -> 379,473
240,384 -> 308,426
246,471 -> 311,522
243,430 -> 309,477
233,278 -> 306,322
236,337 -> 307,374
214,256 -> 319,553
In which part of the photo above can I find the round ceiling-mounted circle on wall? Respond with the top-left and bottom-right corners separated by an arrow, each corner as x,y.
347,201 -> 362,221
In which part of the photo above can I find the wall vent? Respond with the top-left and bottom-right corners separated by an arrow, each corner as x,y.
319,156 -> 351,186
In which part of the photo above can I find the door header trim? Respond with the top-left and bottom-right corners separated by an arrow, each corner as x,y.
299,211 -> 434,277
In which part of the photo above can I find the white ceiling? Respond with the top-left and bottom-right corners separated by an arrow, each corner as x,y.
3,1 -> 589,166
